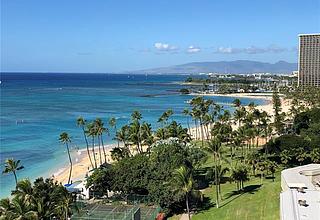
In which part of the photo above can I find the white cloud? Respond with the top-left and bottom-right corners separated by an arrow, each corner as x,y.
216,47 -> 241,54
187,45 -> 201,53
154,42 -> 178,52
267,44 -> 288,53
215,45 -> 289,54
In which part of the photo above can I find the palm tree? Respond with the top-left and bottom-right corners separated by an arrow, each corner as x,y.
182,109 -> 191,135
248,102 -> 256,112
230,131 -> 242,158
155,127 -> 166,140
99,125 -> 109,164
172,166 -> 194,220
288,98 -> 299,119
202,113 -> 212,140
87,123 -> 98,168
129,120 -> 143,153
141,122 -> 154,151
33,197 -> 52,220
94,118 -> 105,165
54,195 -> 74,220
12,179 -> 33,205
129,111 -> 144,153
232,98 -> 241,108
158,109 -> 174,127
0,198 -> 14,219
190,97 -> 209,147
109,117 -> 118,147
115,125 -> 130,151
2,158 -> 24,186
77,117 -> 94,169
236,126 -> 248,157
190,109 -> 200,140
259,111 -> 271,145
273,88 -> 284,134
205,138 -> 224,208
234,107 -> 246,127
215,165 -> 229,201
59,132 -> 72,184
256,161 -> 267,184
10,196 -> 38,220
108,117 -> 117,131
231,164 -> 249,191
131,110 -> 142,121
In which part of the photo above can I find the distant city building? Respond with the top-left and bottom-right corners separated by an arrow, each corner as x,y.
298,33 -> 320,87
290,71 -> 298,78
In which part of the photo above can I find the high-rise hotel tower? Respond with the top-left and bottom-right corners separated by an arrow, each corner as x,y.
298,34 -> 320,87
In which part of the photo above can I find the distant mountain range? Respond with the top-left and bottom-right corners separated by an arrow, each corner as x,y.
129,60 -> 297,74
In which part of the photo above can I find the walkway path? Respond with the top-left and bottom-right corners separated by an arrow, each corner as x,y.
180,213 -> 192,220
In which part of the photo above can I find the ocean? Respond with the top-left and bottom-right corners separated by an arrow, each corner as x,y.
0,73 -> 267,197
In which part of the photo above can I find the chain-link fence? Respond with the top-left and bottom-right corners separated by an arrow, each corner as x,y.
71,201 -> 160,220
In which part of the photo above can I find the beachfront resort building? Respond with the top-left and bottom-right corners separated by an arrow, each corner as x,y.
280,164 -> 320,220
298,33 -> 320,87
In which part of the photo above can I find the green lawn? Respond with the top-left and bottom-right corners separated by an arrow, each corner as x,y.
169,141 -> 281,220
192,173 -> 281,220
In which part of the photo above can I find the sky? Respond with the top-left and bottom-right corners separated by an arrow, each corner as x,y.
1,0 -> 320,73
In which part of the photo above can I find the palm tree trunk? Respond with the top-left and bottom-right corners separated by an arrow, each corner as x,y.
92,138 -> 97,168
100,135 -> 107,164
66,143 -> 73,184
82,127 -> 94,169
214,155 -> 219,208
218,177 -> 223,201
186,117 -> 191,136
97,135 -> 103,166
13,171 -> 18,186
186,194 -> 191,220
204,124 -> 209,140
194,120 -> 198,140
199,117 -> 204,147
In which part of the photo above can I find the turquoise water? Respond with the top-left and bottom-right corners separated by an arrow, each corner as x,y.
0,73 -> 267,197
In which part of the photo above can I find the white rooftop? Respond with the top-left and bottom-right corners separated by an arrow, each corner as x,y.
280,189 -> 320,220
298,33 -> 320,37
281,164 -> 320,190
280,164 -> 320,220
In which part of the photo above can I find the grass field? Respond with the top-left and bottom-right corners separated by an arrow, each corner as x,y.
192,172 -> 281,220
169,142 -> 281,220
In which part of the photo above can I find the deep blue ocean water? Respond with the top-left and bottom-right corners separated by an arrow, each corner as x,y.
0,73 -> 267,197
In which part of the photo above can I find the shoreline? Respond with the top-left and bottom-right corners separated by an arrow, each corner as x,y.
190,92 -> 274,100
52,143 -> 117,184
53,94 -> 291,184
188,92 -> 292,117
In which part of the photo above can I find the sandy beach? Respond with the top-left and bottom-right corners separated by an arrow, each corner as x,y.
190,92 -> 275,99
188,93 -> 291,142
190,92 -> 290,116
54,93 -> 291,184
53,144 -> 117,184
